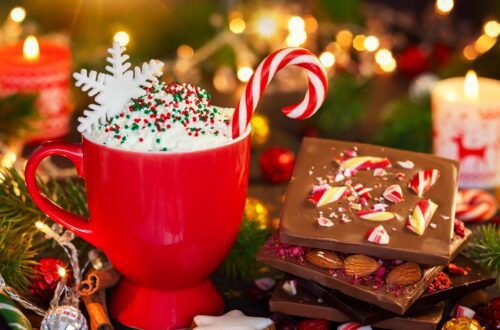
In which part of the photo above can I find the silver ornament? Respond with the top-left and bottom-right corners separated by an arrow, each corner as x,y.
41,306 -> 88,330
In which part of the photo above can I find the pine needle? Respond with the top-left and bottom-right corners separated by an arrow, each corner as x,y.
222,218 -> 271,281
465,224 -> 500,283
0,167 -> 89,292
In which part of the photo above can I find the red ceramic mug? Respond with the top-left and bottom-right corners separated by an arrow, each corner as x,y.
25,128 -> 251,329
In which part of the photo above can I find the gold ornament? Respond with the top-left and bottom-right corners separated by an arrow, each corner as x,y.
442,317 -> 484,330
244,197 -> 270,230
250,113 -> 270,149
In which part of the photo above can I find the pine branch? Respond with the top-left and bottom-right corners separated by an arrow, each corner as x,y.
0,167 -> 90,292
464,224 -> 500,285
222,218 -> 271,281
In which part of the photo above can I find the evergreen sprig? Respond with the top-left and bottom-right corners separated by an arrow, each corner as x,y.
0,167 -> 89,292
222,218 -> 271,281
465,224 -> 500,282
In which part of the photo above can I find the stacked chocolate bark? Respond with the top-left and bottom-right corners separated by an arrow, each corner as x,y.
257,138 -> 495,329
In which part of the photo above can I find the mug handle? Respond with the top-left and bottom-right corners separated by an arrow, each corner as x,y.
25,141 -> 100,248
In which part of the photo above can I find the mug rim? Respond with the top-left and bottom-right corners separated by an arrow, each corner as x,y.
82,125 -> 251,155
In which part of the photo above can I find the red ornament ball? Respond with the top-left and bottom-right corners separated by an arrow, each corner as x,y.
259,147 -> 295,183
397,46 -> 429,78
298,319 -> 329,330
476,297 -> 500,330
30,258 -> 67,303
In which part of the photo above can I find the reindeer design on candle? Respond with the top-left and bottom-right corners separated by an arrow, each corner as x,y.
451,132 -> 488,163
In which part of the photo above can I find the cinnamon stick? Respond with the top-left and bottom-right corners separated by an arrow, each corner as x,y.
82,289 -> 113,330
78,268 -> 121,296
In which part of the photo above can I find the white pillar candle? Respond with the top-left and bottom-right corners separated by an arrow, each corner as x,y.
432,71 -> 500,188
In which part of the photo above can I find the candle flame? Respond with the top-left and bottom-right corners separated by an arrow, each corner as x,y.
464,70 -> 479,99
23,36 -> 39,60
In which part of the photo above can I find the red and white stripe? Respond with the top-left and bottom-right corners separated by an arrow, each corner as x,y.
232,48 -> 328,138
451,305 -> 476,319
308,186 -> 349,207
337,322 -> 372,330
456,189 -> 497,222
335,156 -> 391,171
383,184 -> 403,203
353,183 -> 372,200
408,169 -> 440,197
356,210 -> 397,221
406,199 -> 438,235
365,225 -> 390,245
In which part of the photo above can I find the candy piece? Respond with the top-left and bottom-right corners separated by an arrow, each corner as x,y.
447,263 -> 469,276
406,199 -> 438,235
395,172 -> 405,180
317,217 -> 333,227
308,186 -> 349,207
365,225 -> 390,245
451,305 -> 476,318
344,149 -> 357,157
383,184 -> 403,203
356,210 -> 397,222
337,322 -> 372,330
373,168 -> 387,177
456,189 -> 497,222
282,280 -> 297,296
454,219 -> 465,238
353,184 -> 372,200
232,48 -> 328,138
193,310 -> 274,329
335,156 -> 391,171
408,169 -> 440,197
254,277 -> 276,291
397,160 -> 414,169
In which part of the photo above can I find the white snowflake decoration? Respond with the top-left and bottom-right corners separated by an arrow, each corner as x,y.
74,42 -> 164,133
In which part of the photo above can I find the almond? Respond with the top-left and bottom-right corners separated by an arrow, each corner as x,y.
305,250 -> 343,270
386,262 -> 422,286
344,254 -> 379,276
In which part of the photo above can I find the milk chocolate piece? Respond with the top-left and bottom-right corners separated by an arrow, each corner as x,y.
270,280 -> 444,330
257,229 -> 471,315
296,254 -> 495,324
280,138 -> 459,265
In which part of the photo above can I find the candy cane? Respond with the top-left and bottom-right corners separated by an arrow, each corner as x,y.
456,189 -> 497,222
232,48 -> 328,138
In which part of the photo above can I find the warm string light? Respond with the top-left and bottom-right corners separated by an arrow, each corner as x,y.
319,51 -> 335,68
484,20 -> 500,38
286,16 -> 307,47
10,7 -> 26,23
353,34 -> 366,51
229,17 -> 246,34
336,30 -> 353,48
364,35 -> 379,52
113,31 -> 130,47
375,48 -> 396,73
237,66 -> 253,82
435,0 -> 454,15
255,13 -> 277,37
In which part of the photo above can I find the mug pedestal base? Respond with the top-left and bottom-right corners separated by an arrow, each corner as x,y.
109,278 -> 224,329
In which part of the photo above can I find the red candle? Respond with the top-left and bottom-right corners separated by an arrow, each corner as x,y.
0,36 -> 71,142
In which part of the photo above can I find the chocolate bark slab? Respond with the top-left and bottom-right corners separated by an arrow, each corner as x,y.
280,138 -> 459,265
257,229 -> 471,315
297,254 -> 495,324
270,279 -> 444,330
